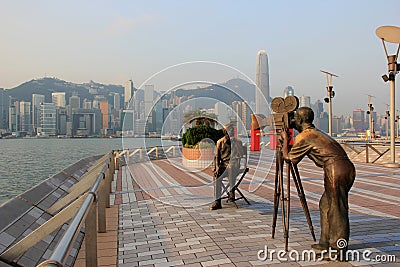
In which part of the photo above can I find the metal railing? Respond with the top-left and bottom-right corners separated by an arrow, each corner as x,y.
0,151 -> 116,267
340,142 -> 393,163
116,145 -> 180,164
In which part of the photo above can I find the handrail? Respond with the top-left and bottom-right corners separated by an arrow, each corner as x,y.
1,145 -> 180,266
41,193 -> 96,266
165,146 -> 176,156
34,151 -> 114,267
38,154 -> 115,267
129,148 -> 142,158
35,154 -> 113,267
120,145 -> 181,164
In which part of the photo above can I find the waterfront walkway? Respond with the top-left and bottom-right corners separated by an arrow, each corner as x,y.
76,149 -> 400,266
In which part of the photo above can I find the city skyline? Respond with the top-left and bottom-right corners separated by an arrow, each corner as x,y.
1,1 -> 400,116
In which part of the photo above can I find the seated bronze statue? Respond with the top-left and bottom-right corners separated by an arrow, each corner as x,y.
210,124 -> 243,210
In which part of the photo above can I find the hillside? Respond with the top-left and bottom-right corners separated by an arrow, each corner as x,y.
174,78 -> 255,108
7,77 -> 124,104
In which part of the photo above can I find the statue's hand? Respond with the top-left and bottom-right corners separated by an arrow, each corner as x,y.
278,129 -> 289,145
214,167 -> 219,177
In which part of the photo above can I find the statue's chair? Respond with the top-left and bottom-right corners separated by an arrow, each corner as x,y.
217,142 -> 251,208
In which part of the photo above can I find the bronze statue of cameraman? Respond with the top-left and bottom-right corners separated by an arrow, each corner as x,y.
279,106 -> 356,253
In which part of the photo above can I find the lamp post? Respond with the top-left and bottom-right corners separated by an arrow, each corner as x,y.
385,104 -> 389,139
376,25 -> 400,167
366,95 -> 375,139
321,70 -> 338,136
396,109 -> 399,138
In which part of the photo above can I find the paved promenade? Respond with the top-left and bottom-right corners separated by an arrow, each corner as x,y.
78,149 -> 400,266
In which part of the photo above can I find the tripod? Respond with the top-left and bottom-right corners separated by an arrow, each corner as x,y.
271,145 -> 316,251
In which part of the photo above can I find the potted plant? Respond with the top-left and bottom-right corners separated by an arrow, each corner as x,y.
181,120 -> 223,169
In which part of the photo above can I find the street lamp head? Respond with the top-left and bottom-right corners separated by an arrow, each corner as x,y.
376,26 -> 400,44
382,74 -> 389,82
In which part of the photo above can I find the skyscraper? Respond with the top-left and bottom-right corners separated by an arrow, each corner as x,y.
114,93 -> 121,111
283,86 -> 295,98
144,84 -> 154,118
52,92 -> 66,108
19,101 -> 31,132
353,109 -> 365,133
0,89 -> 10,130
124,80 -> 135,109
69,94 -> 80,109
300,95 -> 311,108
214,102 -> 229,126
39,103 -> 56,135
255,50 -> 270,114
99,100 -> 109,130
32,94 -> 45,133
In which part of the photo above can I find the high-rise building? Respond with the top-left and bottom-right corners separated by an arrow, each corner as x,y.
19,101 -> 31,132
52,92 -> 66,108
99,100 -> 109,130
144,85 -> 154,131
56,107 -> 67,135
114,93 -> 121,111
284,86 -> 295,98
255,50 -> 270,114
0,89 -> 10,130
39,103 -> 56,135
83,99 -> 92,109
300,95 -> 311,108
32,94 -> 45,133
232,101 -> 251,134
332,115 -> 344,135
69,94 -> 80,109
353,109 -> 365,133
214,102 -> 229,126
8,105 -> 18,132
124,80 -> 135,109
312,99 -> 324,118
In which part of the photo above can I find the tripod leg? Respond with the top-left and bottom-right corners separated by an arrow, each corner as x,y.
271,151 -> 281,239
284,162 -> 291,251
290,164 -> 316,242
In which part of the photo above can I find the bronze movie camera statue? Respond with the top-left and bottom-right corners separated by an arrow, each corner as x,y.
259,95 -> 317,251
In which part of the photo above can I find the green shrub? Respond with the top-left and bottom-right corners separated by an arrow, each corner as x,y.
182,125 -> 224,148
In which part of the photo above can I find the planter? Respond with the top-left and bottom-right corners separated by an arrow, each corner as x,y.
182,147 -> 215,169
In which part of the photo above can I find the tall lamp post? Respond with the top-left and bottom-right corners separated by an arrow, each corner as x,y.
385,104 -> 390,139
321,70 -> 338,136
376,25 -> 400,167
366,95 -> 375,139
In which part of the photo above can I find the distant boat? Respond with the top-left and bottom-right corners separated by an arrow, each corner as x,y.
170,135 -> 182,141
36,132 -> 50,138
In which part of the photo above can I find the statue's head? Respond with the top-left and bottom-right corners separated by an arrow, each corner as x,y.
294,107 -> 314,132
223,123 -> 235,137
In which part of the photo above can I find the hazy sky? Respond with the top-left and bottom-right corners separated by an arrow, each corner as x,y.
1,1 -> 399,115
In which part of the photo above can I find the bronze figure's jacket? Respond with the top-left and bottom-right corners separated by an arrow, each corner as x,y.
288,126 -> 351,168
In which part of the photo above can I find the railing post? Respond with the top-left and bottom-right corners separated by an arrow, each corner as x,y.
127,149 -> 130,165
139,148 -> 142,161
366,144 -> 369,163
105,164 -> 112,208
85,202 -> 98,267
173,146 -> 176,157
114,150 -> 119,171
156,147 -> 159,159
111,151 -> 115,174
97,174 -> 107,233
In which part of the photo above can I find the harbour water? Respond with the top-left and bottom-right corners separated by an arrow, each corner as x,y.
0,138 -> 176,204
